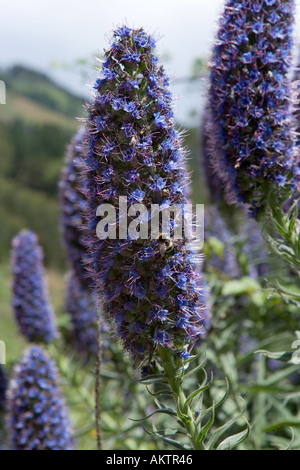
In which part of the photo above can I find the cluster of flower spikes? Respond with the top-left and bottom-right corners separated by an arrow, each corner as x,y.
7,346 -> 73,450
11,230 -> 57,343
66,270 -> 98,357
0,365 -> 7,410
82,26 -> 210,363
59,126 -> 91,288
206,0 -> 300,218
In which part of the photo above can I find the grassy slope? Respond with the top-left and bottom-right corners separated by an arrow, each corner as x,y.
0,65 -> 85,130
0,91 -> 80,131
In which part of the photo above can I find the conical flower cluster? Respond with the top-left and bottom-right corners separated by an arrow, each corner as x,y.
59,126 -> 91,288
83,26 -> 209,361
11,230 -> 57,343
66,270 -> 98,357
7,346 -> 73,450
206,0 -> 299,217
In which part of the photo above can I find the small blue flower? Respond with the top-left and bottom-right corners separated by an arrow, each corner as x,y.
154,330 -> 170,345
112,97 -> 125,110
131,189 -> 145,203
154,112 -> 167,129
134,283 -> 147,299
253,21 -> 264,34
123,101 -> 141,119
152,176 -> 166,191
121,122 -> 135,138
242,52 -> 254,64
116,26 -> 131,37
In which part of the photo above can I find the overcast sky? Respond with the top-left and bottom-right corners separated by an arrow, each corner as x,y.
2,0 -> 300,125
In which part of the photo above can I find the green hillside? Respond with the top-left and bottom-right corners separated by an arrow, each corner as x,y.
0,65 -> 84,129
0,65 -> 86,268
0,65 -> 206,269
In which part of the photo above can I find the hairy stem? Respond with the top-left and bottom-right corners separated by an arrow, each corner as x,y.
157,345 -> 205,450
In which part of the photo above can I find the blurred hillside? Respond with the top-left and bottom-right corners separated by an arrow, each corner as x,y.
0,66 -> 85,268
0,65 -> 207,269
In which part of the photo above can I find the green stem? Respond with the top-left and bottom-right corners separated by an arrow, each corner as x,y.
253,355 -> 266,450
157,345 -> 205,450
258,188 -> 300,287
95,312 -> 103,450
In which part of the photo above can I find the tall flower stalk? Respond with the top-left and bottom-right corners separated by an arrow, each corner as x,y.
83,26 -> 209,361
205,0 -> 300,299
79,25 -> 249,450
11,230 -> 57,344
7,346 -> 73,450
206,0 -> 299,218
59,127 -> 91,288
65,270 -> 98,357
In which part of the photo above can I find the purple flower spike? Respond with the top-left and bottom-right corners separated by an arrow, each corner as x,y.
59,127 -> 92,288
66,270 -> 99,357
205,0 -> 299,217
7,346 -> 73,450
82,27 -> 209,363
11,230 -> 57,344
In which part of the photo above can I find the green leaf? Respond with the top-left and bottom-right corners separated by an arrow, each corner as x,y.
185,380 -> 211,408
206,399 -> 246,450
197,404 -> 215,442
207,236 -> 225,259
286,428 -> 295,450
216,424 -> 250,450
145,425 -> 192,450
197,381 -> 229,426
151,433 -> 192,450
255,349 -> 294,363
138,373 -> 167,385
263,419 -> 300,433
222,277 -> 261,296
129,406 -> 177,422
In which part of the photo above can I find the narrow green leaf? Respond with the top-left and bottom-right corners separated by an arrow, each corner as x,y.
255,349 -> 294,363
185,381 -> 211,408
138,373 -> 167,385
129,407 -> 177,422
216,423 -> 250,450
152,433 -> 192,450
197,404 -> 215,442
206,399 -> 246,450
263,419 -> 300,433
